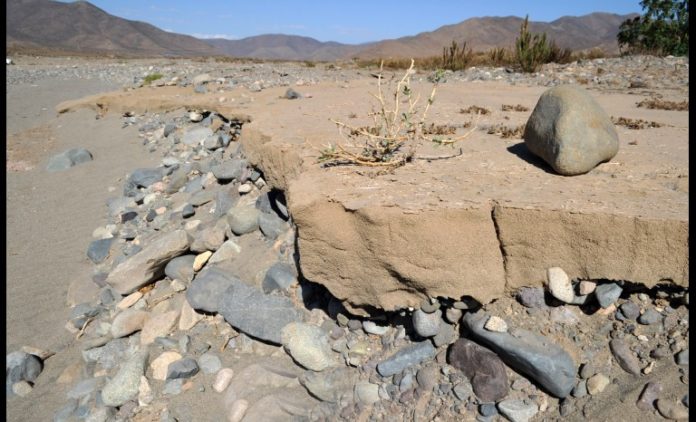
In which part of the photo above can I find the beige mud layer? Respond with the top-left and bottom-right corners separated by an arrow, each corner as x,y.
57,76 -> 689,313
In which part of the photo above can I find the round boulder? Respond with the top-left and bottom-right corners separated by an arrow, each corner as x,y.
523,85 -> 619,176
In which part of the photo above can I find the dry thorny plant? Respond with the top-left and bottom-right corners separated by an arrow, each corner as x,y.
612,116 -> 663,129
636,98 -> 688,111
319,59 -> 479,168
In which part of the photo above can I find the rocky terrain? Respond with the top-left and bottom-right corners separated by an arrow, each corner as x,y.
6,54 -> 689,422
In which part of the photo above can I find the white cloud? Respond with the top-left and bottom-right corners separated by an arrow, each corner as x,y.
191,33 -> 239,40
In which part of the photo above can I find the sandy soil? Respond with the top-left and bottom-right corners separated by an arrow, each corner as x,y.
5,60 -> 688,421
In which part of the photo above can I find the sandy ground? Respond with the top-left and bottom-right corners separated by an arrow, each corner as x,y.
5,63 -> 688,421
6,79 -> 160,420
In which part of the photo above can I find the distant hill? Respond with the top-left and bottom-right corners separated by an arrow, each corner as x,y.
7,0 -> 218,57
6,1 -> 637,60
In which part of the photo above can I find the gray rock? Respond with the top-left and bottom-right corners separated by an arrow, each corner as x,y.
376,341 -> 437,377
281,323 -> 337,371
190,223 -> 227,253
198,353 -> 222,374
67,378 -> 102,399
462,311 -> 576,398
636,381 -> 663,411
182,127 -> 213,146
479,403 -> 497,417
619,302 -> 640,320
362,321 -> 389,336
162,378 -> 184,395
106,230 -> 191,294
87,238 -> 113,264
81,338 -> 129,369
69,303 -> 102,330
594,283 -> 622,308
571,379 -> 588,398
46,148 -> 93,172
412,309 -> 442,338
166,168 -> 188,194
227,206 -> 260,235
101,350 -> 148,407
186,267 -> 241,313
194,84 -> 207,94
609,339 -> 641,375
262,262 -> 297,293
354,382 -> 380,405
284,88 -> 302,99
453,379 -> 474,401
203,134 -> 222,150
448,338 -> 509,403
497,399 -> 538,422
218,278 -> 304,345
656,399 -> 689,420
164,123 -> 177,138
676,349 -> 689,366
164,254 -> 196,283
189,190 -> 216,207
416,365 -> 440,391
516,287 -> 547,309
523,85 -> 619,175
299,366 -> 359,403
54,399 -> 78,422
181,203 -> 195,218
6,351 -> 42,384
212,159 -> 246,181
213,188 -> 238,219
433,321 -> 458,347
124,167 -> 164,196
638,309 -> 662,325
258,211 -> 287,240
166,358 -> 199,380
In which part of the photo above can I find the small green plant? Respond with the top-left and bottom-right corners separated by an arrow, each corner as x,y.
303,60 -> 316,68
515,15 -> 551,73
319,60 -> 478,168
487,47 -> 513,67
441,40 -> 473,71
143,73 -> 164,84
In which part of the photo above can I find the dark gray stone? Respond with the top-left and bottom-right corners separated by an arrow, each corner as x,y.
46,148 -> 93,172
218,277 -> 304,345
675,349 -> 689,366
164,254 -> 196,283
448,338 -> 509,403
262,262 -> 297,293
299,367 -> 359,403
164,123 -> 177,138
166,358 -> 199,380
69,303 -> 102,329
594,283 -> 622,308
609,339 -> 641,375
186,267 -> 241,313
638,309 -> 662,325
413,309 -> 442,338
124,167 -> 164,196
181,204 -> 195,218
285,88 -> 303,99
523,85 -> 619,175
87,238 -> 113,264
6,351 -> 43,384
516,287 -> 547,309
189,190 -> 216,207
213,188 -> 238,219
619,302 -> 640,320
182,127 -> 213,146
211,159 -> 246,181
376,341 -> 437,377
462,311 -> 576,398
479,403 -> 497,417
227,206 -> 260,235
258,211 -> 287,240
636,381 -> 663,411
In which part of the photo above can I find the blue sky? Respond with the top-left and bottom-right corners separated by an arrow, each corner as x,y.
65,0 -> 643,44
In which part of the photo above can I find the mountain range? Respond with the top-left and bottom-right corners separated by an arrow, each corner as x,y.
7,0 -> 638,60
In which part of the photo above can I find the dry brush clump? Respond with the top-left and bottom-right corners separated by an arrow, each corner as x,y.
319,60 -> 479,168
612,116 -> 663,129
636,97 -> 688,111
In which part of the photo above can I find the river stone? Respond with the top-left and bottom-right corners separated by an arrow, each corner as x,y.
586,373 -> 610,395
218,278 -> 303,345
656,399 -> 689,420
101,350 -> 149,407
140,311 -> 178,345
106,230 -> 191,295
595,283 -> 623,308
6,351 -> 43,384
636,381 -> 663,410
124,167 -> 165,196
413,309 -> 441,337
46,148 -> 93,171
462,311 -> 576,398
638,308 -> 662,325
258,211 -> 287,240
354,382 -> 380,405
619,302 -> 641,320
186,267 -> 240,313
262,262 -> 297,293
299,366 -> 359,403
166,358 -> 199,380
111,309 -> 149,338
497,399 -> 539,422
448,338 -> 509,402
281,323 -> 337,371
164,254 -> 196,283
198,353 -> 222,374
183,127 -> 213,146
376,341 -> 437,377
87,238 -> 113,264
547,267 -> 575,304
212,159 -> 246,181
523,85 -> 619,175
208,240 -> 242,264
609,339 -> 641,375
516,287 -> 547,309
227,206 -> 260,235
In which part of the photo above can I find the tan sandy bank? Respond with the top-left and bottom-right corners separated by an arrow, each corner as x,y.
57,77 -> 688,314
